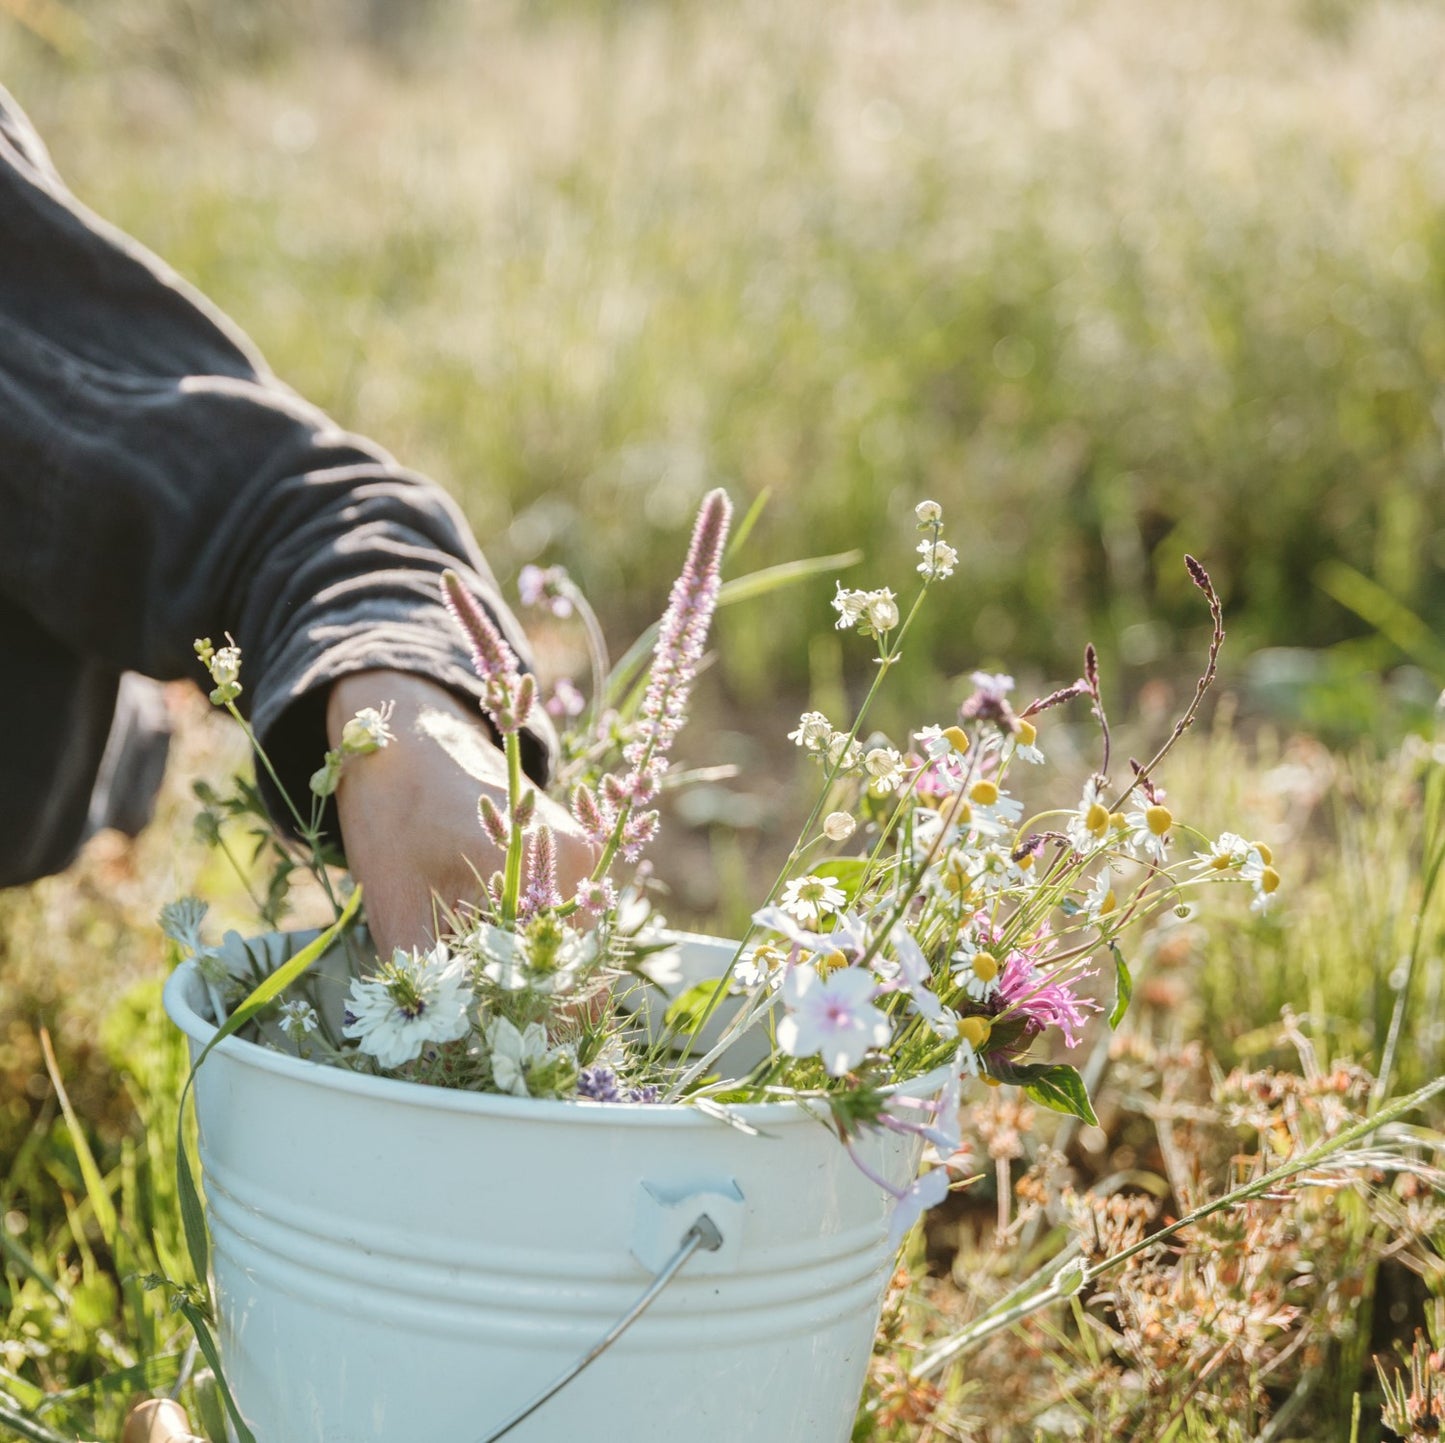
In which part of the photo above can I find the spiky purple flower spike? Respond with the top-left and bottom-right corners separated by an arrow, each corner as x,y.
621,488 -> 732,806
441,570 -> 533,733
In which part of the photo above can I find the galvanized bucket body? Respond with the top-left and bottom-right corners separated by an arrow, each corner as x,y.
163,936 -> 925,1443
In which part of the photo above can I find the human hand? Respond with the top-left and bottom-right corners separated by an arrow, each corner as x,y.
327,671 -> 594,958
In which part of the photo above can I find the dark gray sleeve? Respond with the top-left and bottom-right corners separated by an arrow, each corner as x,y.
0,86 -> 553,851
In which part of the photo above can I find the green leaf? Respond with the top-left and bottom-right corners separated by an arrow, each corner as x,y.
808,856 -> 869,902
663,979 -> 732,1037
37,1028 -> 118,1250
990,1058 -> 1098,1126
177,1299 -> 258,1443
1108,943 -> 1132,1029
0,1399 -> 73,1443
723,486 -> 770,562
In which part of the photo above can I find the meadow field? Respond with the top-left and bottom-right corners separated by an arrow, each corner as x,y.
3,0 -> 1445,1438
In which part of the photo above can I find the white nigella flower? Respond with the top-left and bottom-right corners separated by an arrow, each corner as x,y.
780,874 -> 848,928
788,710 -> 833,751
340,702 -> 396,755
777,965 -> 890,1076
1066,778 -> 1112,855
916,538 -> 959,580
469,919 -> 596,995
483,1016 -> 552,1097
823,810 -> 857,842
343,944 -> 472,1069
864,746 -> 906,795
915,499 -> 943,525
1125,803 -> 1173,866
277,999 -> 320,1038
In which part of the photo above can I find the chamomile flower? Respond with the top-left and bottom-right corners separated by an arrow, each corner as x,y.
1083,868 -> 1118,925
966,778 -> 1024,830
1190,832 -> 1254,874
1125,804 -> 1173,866
1066,778 -> 1112,855
780,874 -> 848,928
1011,718 -> 1045,765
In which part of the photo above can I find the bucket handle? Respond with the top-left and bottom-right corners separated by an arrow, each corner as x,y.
474,1212 -> 725,1443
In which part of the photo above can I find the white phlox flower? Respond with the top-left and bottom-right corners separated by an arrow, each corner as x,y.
780,874 -> 848,928
777,965 -> 890,1076
916,539 -> 959,580
343,944 -> 472,1069
889,930 -> 953,1035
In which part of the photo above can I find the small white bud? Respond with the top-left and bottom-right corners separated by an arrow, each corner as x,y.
823,811 -> 857,842
915,499 -> 943,525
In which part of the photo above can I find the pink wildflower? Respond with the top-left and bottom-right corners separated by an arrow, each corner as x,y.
993,949 -> 1099,1049
441,570 -> 533,733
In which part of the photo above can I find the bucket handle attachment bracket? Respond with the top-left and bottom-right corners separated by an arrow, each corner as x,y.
475,1208 -> 728,1443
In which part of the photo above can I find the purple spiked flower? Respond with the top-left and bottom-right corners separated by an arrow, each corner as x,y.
441,570 -> 533,733
992,951 -> 1099,1049
518,825 -> 561,921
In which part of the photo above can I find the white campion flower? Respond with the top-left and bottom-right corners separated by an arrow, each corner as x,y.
915,499 -> 943,525
340,702 -> 396,755
864,746 -> 905,795
864,589 -> 899,634
343,944 -> 472,1069
788,710 -> 833,750
483,1016 -> 552,1097
777,965 -> 890,1076
823,811 -> 857,842
208,645 -> 242,688
826,731 -> 864,772
780,874 -> 848,928
916,538 -> 958,580
831,584 -> 870,631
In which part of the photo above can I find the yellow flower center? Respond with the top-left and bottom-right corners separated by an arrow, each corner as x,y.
942,725 -> 970,754
820,950 -> 849,974
1098,889 -> 1117,916
1017,850 -> 1035,871
1085,802 -> 1110,836
1260,866 -> 1281,895
983,1075 -> 1002,1089
1016,719 -> 1037,747
1210,853 -> 1232,871
1146,805 -> 1173,837
971,951 -> 999,983
1110,811 -> 1128,830
956,1016 -> 992,1049
970,780 -> 1000,807
1253,841 -> 1274,866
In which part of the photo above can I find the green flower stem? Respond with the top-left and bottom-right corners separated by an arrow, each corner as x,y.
500,729 -> 526,925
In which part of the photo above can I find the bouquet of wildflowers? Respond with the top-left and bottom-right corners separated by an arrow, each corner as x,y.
171,490 -> 1277,1236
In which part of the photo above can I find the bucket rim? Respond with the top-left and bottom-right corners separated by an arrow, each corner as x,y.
163,955 -> 950,1129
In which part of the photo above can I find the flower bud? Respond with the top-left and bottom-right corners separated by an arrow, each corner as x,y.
956,1016 -> 992,1049
915,499 -> 943,525
823,811 -> 857,842
1145,804 -> 1173,837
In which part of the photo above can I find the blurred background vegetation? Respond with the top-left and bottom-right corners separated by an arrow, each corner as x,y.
5,0 -> 1445,1438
